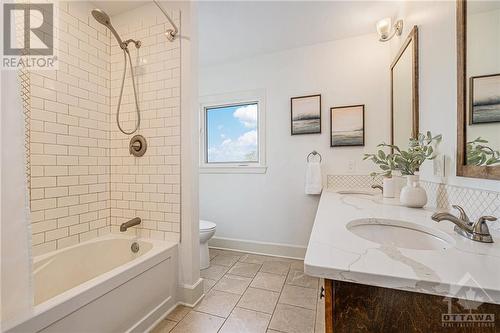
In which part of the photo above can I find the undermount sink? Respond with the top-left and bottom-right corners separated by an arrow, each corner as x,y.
337,190 -> 376,196
346,218 -> 455,250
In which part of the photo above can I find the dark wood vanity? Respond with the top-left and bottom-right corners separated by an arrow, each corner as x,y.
324,279 -> 500,333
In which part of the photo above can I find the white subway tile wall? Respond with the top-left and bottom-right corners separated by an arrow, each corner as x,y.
109,4 -> 181,242
29,1 -> 111,255
28,1 -> 182,255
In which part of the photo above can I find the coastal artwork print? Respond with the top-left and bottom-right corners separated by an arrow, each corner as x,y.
291,94 -> 321,135
470,74 -> 500,124
330,105 -> 364,147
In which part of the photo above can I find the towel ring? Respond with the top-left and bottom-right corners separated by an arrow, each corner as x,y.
307,150 -> 322,162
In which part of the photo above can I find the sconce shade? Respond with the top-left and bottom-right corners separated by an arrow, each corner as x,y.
376,18 -> 403,42
376,18 -> 392,40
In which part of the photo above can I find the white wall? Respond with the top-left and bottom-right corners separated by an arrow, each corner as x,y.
200,1 -> 500,253
199,34 -> 391,249
390,1 -> 500,191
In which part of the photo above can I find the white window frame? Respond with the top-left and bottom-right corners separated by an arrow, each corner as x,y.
199,90 -> 267,174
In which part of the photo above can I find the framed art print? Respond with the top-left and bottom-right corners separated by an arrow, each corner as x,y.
470,74 -> 500,124
330,104 -> 365,147
291,94 -> 321,135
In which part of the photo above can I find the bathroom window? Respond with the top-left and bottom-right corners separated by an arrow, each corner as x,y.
200,91 -> 267,173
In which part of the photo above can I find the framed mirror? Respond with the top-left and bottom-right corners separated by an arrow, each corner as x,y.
457,0 -> 500,180
391,26 -> 419,149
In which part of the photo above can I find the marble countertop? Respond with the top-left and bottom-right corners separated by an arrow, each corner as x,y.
304,190 -> 500,304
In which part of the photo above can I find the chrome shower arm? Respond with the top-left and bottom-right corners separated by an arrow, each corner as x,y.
153,0 -> 178,40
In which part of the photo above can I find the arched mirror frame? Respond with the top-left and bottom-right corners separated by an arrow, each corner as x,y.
457,0 -> 500,180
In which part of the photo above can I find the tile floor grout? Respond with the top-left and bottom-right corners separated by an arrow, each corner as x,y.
152,248 -> 324,333
214,253 -> 265,331
264,262 -> 290,332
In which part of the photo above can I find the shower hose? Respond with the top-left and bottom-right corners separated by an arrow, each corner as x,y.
116,48 -> 140,135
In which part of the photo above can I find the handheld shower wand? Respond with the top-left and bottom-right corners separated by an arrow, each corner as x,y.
91,9 -> 141,135
91,9 -> 124,48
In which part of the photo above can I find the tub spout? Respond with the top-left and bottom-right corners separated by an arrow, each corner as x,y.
120,217 -> 141,232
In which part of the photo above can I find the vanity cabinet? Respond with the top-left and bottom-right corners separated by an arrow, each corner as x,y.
324,279 -> 500,333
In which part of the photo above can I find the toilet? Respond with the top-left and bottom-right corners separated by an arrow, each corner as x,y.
199,220 -> 216,269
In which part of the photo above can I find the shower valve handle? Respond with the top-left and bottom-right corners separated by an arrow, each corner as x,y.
131,141 -> 142,151
129,135 -> 147,157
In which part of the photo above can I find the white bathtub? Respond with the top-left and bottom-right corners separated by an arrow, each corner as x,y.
6,234 -> 178,333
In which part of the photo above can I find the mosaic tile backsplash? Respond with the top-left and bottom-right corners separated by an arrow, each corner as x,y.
326,175 -> 500,229
326,174 -> 383,190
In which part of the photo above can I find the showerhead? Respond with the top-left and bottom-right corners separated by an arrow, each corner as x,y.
91,9 -> 124,48
91,8 -> 110,25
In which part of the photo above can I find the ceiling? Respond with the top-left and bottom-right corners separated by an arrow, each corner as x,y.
198,1 -> 404,67
88,1 -> 406,67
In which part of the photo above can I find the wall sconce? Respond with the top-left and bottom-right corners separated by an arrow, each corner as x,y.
376,18 -> 403,42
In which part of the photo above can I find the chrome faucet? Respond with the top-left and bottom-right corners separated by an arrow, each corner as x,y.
120,217 -> 141,232
431,205 -> 496,243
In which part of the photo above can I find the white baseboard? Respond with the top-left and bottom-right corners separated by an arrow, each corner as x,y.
177,278 -> 204,307
209,236 -> 306,260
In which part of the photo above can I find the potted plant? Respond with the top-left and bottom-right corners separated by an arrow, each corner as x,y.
364,132 -> 442,207
363,149 -> 398,198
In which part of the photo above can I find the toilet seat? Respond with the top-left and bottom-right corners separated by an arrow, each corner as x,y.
200,220 -> 216,232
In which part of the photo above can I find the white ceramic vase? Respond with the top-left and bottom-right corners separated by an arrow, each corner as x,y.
400,175 -> 427,208
382,177 -> 395,198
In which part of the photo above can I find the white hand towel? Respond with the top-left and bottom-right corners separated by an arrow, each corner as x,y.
305,161 -> 322,195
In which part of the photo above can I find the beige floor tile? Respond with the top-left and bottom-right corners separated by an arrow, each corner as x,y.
166,305 -> 191,322
237,287 -> 280,314
239,254 -> 273,264
171,311 -> 224,333
228,262 -> 261,278
250,272 -> 286,292
260,261 -> 290,276
151,319 -> 177,333
195,289 -> 241,318
219,307 -> 271,333
173,250 -> 320,333
286,270 -> 319,289
211,254 -> 241,267
213,274 -> 252,295
289,260 -> 305,272
269,304 -> 315,333
279,284 -> 318,310
201,264 -> 229,281
204,278 -> 217,293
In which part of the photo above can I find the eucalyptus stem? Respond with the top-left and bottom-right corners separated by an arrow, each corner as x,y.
364,131 -> 442,176
466,138 -> 500,166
